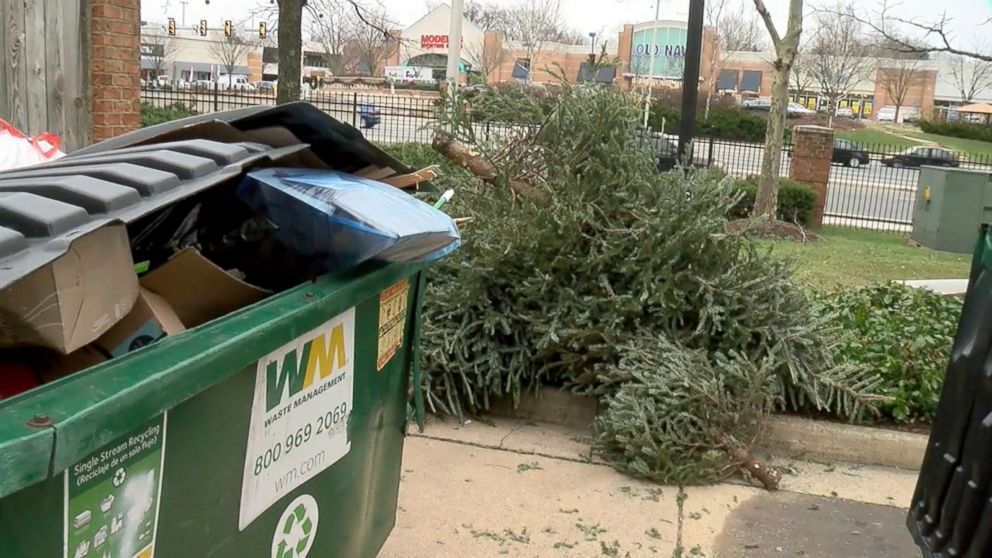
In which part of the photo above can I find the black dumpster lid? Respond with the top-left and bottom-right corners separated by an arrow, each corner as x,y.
0,139 -> 305,289
74,102 -> 415,177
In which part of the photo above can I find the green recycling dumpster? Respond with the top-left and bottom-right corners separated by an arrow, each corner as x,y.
0,259 -> 430,558
0,103 -> 446,557
911,165 -> 992,253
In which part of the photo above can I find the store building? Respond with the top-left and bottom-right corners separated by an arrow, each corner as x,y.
616,19 -> 719,91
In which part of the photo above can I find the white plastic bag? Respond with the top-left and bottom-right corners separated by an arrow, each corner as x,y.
0,119 -> 65,171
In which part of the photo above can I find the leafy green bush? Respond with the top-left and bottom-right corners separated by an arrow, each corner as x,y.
816,283 -> 961,422
422,83 -> 879,483
649,106 -> 768,142
728,178 -> 818,226
140,102 -> 197,127
920,120 -> 992,142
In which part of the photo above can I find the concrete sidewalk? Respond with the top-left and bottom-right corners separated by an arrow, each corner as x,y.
377,417 -> 921,558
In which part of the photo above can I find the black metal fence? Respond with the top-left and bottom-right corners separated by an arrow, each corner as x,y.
141,86 -> 992,232
140,86 -> 442,144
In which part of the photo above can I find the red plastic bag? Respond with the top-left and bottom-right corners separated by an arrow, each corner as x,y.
0,119 -> 65,171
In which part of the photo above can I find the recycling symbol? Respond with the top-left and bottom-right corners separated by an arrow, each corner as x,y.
112,468 -> 127,487
271,494 -> 318,558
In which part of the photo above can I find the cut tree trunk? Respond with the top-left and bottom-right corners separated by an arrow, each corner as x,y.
433,131 -> 498,180
432,131 -> 547,201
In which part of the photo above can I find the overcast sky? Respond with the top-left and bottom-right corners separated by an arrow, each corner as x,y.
142,0 -> 992,52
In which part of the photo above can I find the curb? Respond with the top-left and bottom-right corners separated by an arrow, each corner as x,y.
489,390 -> 929,470
761,415 -> 927,471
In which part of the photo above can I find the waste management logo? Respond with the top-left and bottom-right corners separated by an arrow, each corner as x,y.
272,495 -> 319,558
240,308 -> 355,530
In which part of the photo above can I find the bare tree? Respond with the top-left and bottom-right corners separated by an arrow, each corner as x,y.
503,0 -> 567,82
308,0 -> 351,75
143,33 -> 180,79
752,0 -> 804,220
343,6 -> 395,77
807,6 -> 875,123
719,5 -> 767,52
835,1 -> 992,63
271,0 -> 393,104
464,1 -> 511,32
704,0 -> 768,117
946,54 -> 992,103
466,40 -> 508,83
789,43 -> 816,95
209,34 -> 257,88
878,57 -> 924,122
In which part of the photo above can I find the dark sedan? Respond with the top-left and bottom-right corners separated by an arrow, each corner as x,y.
882,146 -> 961,168
832,139 -> 871,168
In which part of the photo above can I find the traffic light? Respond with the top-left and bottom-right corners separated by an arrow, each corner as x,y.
259,22 -> 267,39
167,18 -> 176,36
198,19 -> 207,37
224,20 -> 232,37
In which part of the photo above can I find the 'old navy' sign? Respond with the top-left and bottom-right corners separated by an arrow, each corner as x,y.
634,44 -> 686,58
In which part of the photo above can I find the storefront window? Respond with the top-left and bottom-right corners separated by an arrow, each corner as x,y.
740,71 -> 762,93
630,26 -> 689,79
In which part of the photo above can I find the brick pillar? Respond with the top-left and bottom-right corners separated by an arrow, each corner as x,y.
89,0 -> 141,143
789,125 -> 835,228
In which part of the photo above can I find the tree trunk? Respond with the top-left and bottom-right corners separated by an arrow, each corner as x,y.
894,104 -> 902,123
754,63 -> 790,219
277,0 -> 304,105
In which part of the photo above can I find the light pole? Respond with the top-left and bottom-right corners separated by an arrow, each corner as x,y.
678,0 -> 705,161
446,0 -> 465,90
180,0 -> 188,26
642,0 -> 662,129
589,32 -> 597,55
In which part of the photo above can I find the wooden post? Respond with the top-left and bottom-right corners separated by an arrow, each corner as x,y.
0,0 -> 91,152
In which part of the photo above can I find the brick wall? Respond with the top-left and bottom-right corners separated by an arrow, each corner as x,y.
788,126 -> 834,228
89,0 -> 141,142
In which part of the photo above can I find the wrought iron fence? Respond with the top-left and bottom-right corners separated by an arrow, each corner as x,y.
140,86 -> 992,232
819,142 -> 992,232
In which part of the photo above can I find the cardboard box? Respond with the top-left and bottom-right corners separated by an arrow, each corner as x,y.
94,289 -> 185,358
141,248 -> 270,328
0,224 -> 139,354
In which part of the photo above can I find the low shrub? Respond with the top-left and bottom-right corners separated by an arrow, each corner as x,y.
816,282 -> 962,422
140,102 -> 197,127
920,120 -> 992,142
649,106 -> 768,142
728,178 -> 818,226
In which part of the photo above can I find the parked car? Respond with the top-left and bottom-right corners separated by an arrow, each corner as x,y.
882,146 -> 961,168
255,81 -> 276,94
191,79 -> 215,90
218,74 -> 256,92
834,107 -> 855,118
831,139 -> 870,168
876,106 -> 898,122
787,102 -> 816,117
742,98 -> 771,111
652,135 -> 719,171
357,103 -> 381,129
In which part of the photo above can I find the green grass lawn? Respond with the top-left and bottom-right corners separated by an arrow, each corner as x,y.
761,227 -> 970,290
835,129 -> 917,149
836,127 -> 992,159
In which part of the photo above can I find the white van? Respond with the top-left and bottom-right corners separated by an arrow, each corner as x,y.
876,106 -> 897,122
217,74 -> 256,92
